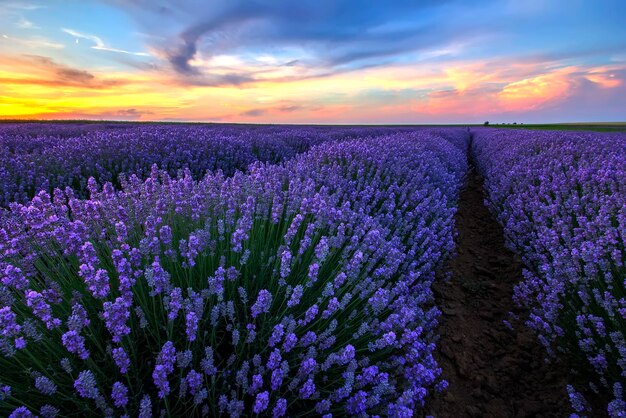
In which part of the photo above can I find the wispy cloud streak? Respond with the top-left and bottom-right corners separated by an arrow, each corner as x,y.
62,28 -> 150,56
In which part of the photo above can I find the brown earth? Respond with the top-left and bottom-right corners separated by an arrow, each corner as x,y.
426,160 -> 573,417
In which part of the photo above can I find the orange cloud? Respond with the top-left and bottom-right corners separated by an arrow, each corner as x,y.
497,67 -> 576,111
585,67 -> 623,88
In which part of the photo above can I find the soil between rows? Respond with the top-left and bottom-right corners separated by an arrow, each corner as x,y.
427,153 -> 572,417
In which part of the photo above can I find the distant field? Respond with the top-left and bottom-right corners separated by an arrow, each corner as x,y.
485,122 -> 626,132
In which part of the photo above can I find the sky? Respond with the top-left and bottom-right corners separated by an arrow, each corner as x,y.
0,0 -> 625,123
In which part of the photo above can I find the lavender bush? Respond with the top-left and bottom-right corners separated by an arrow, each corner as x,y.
473,129 -> 626,416
0,123 -> 406,207
0,129 -> 467,416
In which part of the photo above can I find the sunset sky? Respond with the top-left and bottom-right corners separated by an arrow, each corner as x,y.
1,0 -> 625,123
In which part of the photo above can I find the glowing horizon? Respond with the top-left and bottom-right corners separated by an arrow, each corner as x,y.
1,0 -> 625,123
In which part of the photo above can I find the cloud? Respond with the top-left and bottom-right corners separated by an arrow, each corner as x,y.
276,105 -> 303,113
62,28 -> 150,56
9,107 -> 153,121
0,54 -> 127,88
16,17 -> 38,29
0,34 -> 64,49
240,108 -> 265,117
172,71 -> 256,87
0,3 -> 43,11
114,108 -> 153,119
107,0 -> 475,84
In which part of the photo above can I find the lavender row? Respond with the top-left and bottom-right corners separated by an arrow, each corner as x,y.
0,129 -> 468,417
0,123 -> 416,207
473,129 -> 626,417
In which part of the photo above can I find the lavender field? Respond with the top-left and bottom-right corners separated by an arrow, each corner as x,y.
0,123 -> 624,417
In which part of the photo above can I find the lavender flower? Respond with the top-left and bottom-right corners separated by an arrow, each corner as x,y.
272,398 -> 287,418
34,376 -> 57,396
185,311 -> 198,342
253,391 -> 270,413
102,297 -> 131,343
153,365 -> 170,399
138,395 -> 151,418
167,287 -> 183,321
39,405 -> 59,418
185,370 -> 203,395
177,349 -> 193,369
61,330 -> 89,360
267,349 -> 282,370
25,291 -> 60,329
9,407 -> 34,418
268,324 -> 284,347
111,382 -> 128,408
67,302 -> 90,331
0,385 -> 11,401
112,347 -> 130,374
299,378 -> 316,399
280,250 -> 292,278
74,370 -> 99,399
251,289 -> 272,318
146,256 -> 170,295
0,306 -> 21,341
287,285 -> 303,307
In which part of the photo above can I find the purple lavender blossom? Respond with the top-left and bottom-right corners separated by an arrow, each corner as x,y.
61,330 -> 89,360
0,306 -> 21,340
267,349 -> 282,370
287,285 -> 303,307
251,374 -> 263,393
111,382 -> 128,408
298,304 -> 318,326
185,370 -> 203,395
1,265 -> 28,290
346,390 -> 368,414
0,385 -> 11,401
299,378 -> 316,399
139,395 -> 151,418
74,370 -> 99,399
268,324 -> 284,347
283,333 -> 298,353
253,391 -> 270,413
185,311 -> 198,342
146,256 -> 170,295
153,365 -> 170,399
67,303 -> 90,331
167,287 -> 183,321
39,405 -> 59,418
112,347 -> 130,374
9,407 -> 34,418
272,398 -> 287,418
102,297 -> 131,343
280,250 -> 292,278
271,369 -> 284,391
25,291 -> 60,329
177,349 -> 193,369
251,289 -> 272,318
34,376 -> 57,395
157,341 -> 176,372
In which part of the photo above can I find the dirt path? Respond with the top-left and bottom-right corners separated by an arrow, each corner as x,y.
427,150 -> 571,417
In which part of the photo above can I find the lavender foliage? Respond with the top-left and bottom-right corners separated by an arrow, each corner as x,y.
0,126 -> 468,416
473,128 -> 626,417
0,123 -> 435,207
